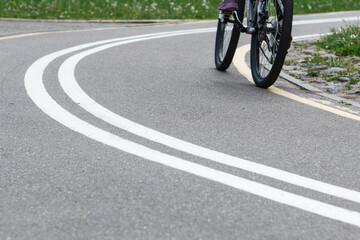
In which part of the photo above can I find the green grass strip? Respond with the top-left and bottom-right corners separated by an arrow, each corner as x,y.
315,23 -> 360,56
0,0 -> 360,20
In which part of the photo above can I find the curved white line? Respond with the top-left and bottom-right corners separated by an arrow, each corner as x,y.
58,32 -> 360,204
293,16 -> 359,26
25,29 -> 360,227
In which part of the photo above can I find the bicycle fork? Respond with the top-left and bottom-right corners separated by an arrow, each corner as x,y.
221,0 -> 283,35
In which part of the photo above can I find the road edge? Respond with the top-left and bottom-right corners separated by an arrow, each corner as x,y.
280,36 -> 360,108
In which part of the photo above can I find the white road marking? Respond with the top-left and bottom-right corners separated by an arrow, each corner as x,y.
58,34 -> 360,205
293,16 -> 359,26
24,30 -> 360,228
3,13 -> 358,41
24,20 -> 360,226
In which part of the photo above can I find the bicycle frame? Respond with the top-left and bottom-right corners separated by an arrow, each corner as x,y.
231,0 -> 284,34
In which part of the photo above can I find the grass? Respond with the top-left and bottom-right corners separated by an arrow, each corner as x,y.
315,23 -> 360,57
3,0 -> 217,20
301,53 -> 353,70
324,76 -> 339,82
345,83 -> 353,90
308,71 -> 320,77
0,0 -> 359,20
283,23 -> 360,96
293,0 -> 360,15
350,78 -> 360,84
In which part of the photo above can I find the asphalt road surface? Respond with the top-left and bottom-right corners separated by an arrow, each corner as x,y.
1,11 -> 360,239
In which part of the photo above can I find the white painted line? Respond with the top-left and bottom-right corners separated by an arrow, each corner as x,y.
293,16 -> 359,26
25,29 -> 360,227
58,31 -> 360,205
3,13 -> 358,42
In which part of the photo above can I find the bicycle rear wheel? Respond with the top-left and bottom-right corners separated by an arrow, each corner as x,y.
250,0 -> 293,88
215,1 -> 245,71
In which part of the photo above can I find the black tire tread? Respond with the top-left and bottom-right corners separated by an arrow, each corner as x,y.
250,0 -> 293,88
215,0 -> 245,71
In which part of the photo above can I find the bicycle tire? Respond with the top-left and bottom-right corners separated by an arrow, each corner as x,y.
250,0 -> 293,88
215,1 -> 245,71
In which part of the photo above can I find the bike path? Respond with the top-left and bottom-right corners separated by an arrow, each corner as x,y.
1,11 -> 360,239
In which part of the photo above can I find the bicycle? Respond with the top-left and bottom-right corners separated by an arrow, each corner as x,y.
215,0 -> 293,88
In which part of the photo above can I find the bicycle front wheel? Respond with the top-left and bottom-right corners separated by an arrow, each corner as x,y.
250,0 -> 293,88
215,1 -> 245,71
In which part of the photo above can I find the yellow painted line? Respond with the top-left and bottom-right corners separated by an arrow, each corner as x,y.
308,98 -> 360,114
0,19 -> 205,42
0,27 -> 124,41
268,87 -> 360,121
233,41 -> 360,122
0,32 -> 50,40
